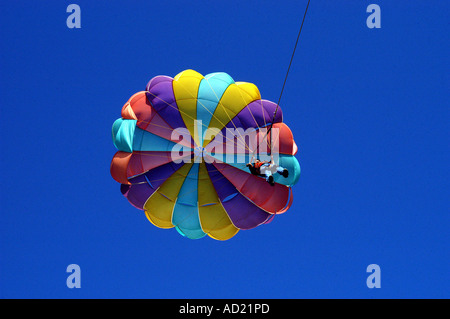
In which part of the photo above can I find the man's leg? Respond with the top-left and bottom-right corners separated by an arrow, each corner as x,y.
276,166 -> 289,178
264,169 -> 275,185
264,169 -> 272,181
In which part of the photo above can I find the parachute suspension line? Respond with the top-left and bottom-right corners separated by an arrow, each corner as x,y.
270,0 -> 310,133
258,0 -> 311,155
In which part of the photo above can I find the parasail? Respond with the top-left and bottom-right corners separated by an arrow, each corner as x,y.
110,70 -> 300,240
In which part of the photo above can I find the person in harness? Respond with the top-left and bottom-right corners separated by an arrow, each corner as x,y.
246,155 -> 289,186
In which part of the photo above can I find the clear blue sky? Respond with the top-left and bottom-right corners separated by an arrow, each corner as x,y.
0,1 -> 448,298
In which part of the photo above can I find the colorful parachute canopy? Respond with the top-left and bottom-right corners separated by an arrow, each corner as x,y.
110,70 -> 300,240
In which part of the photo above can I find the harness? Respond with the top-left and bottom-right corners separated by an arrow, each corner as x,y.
253,162 -> 269,176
